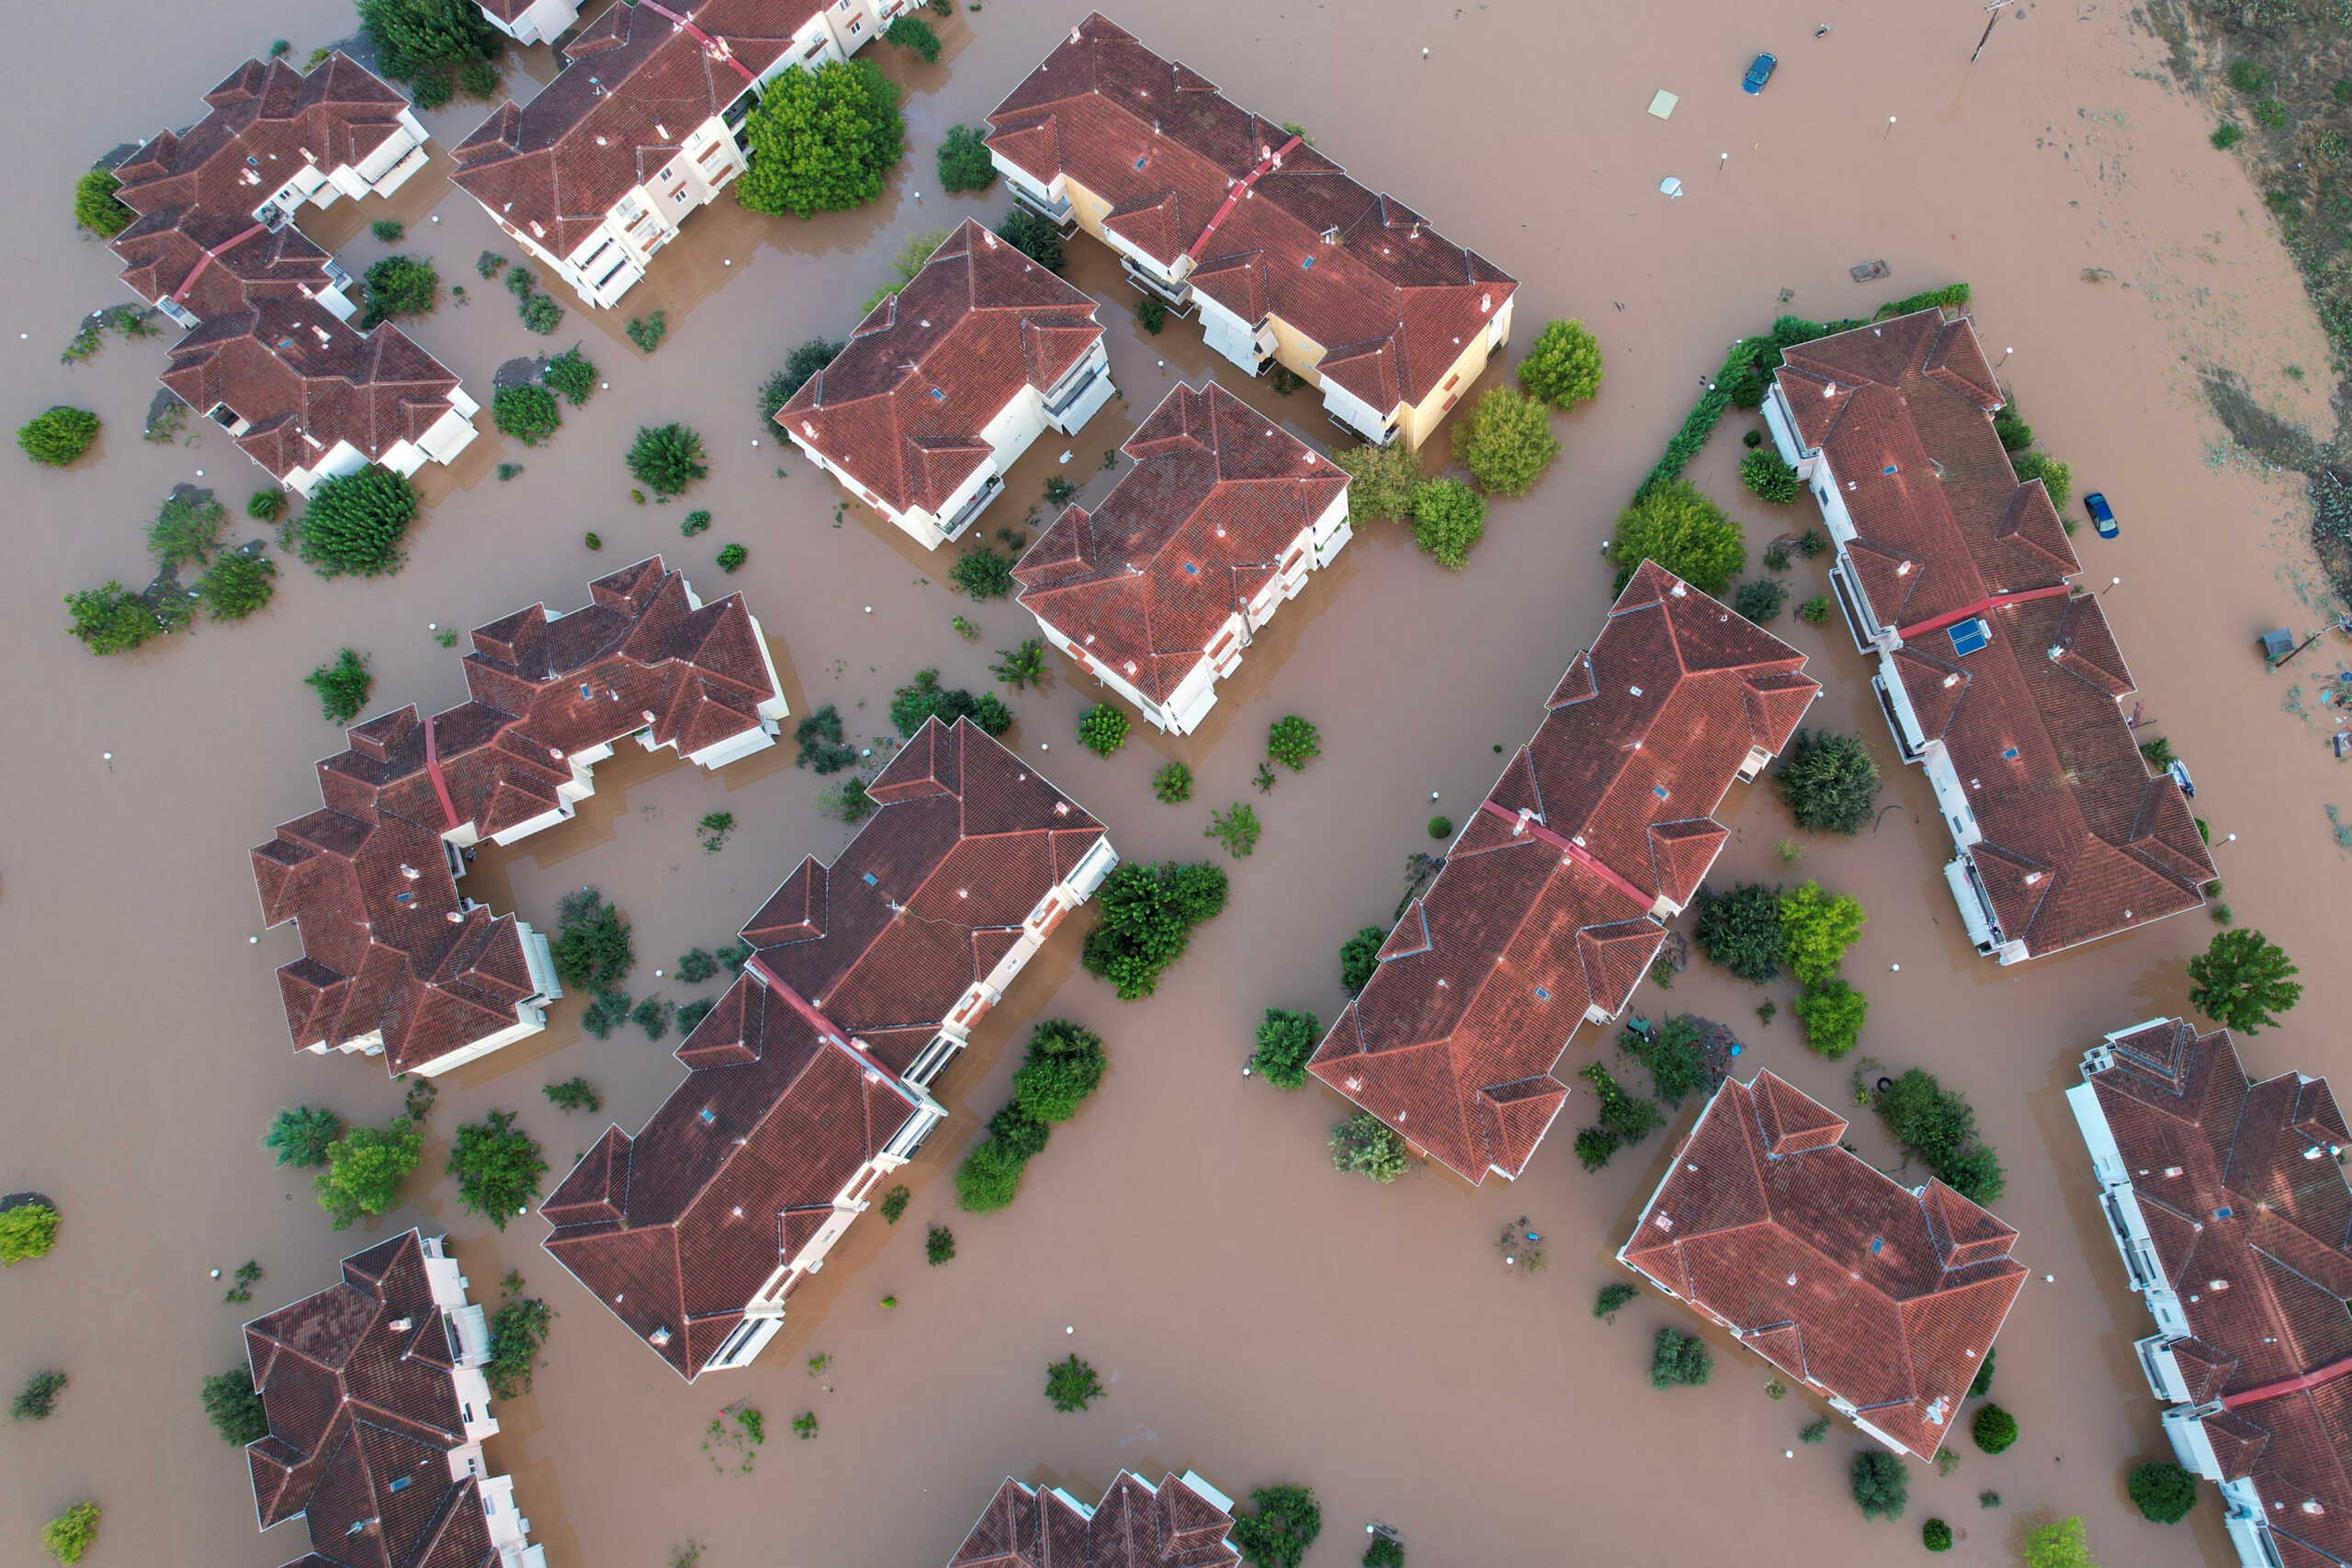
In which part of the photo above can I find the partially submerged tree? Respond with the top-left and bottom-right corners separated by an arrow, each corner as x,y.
446,1110 -> 548,1229
736,60 -> 904,219
1610,479 -> 1744,596
1250,1009 -> 1320,1088
200,1366 -> 268,1444
1517,318 -> 1604,409
1774,729 -> 1881,836
1452,387 -> 1559,497
2187,929 -> 2302,1033
296,467 -> 417,578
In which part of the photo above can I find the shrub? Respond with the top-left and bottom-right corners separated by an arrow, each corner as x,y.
1363,1538 -> 1405,1568
1339,925 -> 1383,994
1649,1328 -> 1713,1389
2010,450 -> 2073,508
717,542 -> 748,573
951,545 -> 1015,599
1333,441 -> 1420,524
298,467 -> 417,577
552,887 -> 633,992
937,124 -> 995,191
358,254 -> 438,325
1330,1111 -> 1409,1182
1408,478 -> 1487,569
924,1223 -> 956,1265
1593,1281 -> 1638,1319
17,407 -> 99,467
1044,474 -> 1079,505
13,1369 -> 66,1422
357,0 -> 500,77
1573,1125 -> 1620,1170
628,423 -> 707,495
794,705 -> 858,773
1082,860 -> 1227,998
42,1502 -> 99,1564
1800,1418 -> 1829,1444
1793,978 -> 1867,1058
2021,1517 -> 2094,1568
1972,1403 -> 2018,1454
263,1106 -> 343,1168
1922,1518 -> 1952,1552
314,1117 -> 423,1229
1776,729 -> 1880,835
1518,318 -> 1604,409
1078,703 -> 1129,757
626,310 -> 668,354
889,669 -> 1012,737
998,207 -> 1065,272
1011,1020 -> 1108,1122
884,14 -> 942,62
579,988 -> 631,1040
2256,97 -> 2289,128
1621,1015 -> 1706,1107
518,290 -> 563,333
1970,1347 -> 1996,1398
1779,881 -> 1865,986
1137,298 -> 1167,333
1796,594 -> 1830,623
1151,761 -> 1193,804
492,383 -> 562,446
1850,1450 -> 1909,1519
544,346 -> 597,404
1739,448 -> 1801,503
633,996 -> 671,1041
543,1077 -> 601,1113
247,488 -> 287,523
1992,401 -> 2033,451
674,998 -> 714,1034
1876,1068 -> 2006,1203
736,58 -> 902,218
483,1293 -> 552,1400
2188,928 -> 2302,1032
1693,883 -> 1781,981
1208,803 -> 1262,856
1232,1485 -> 1321,1568
63,582 -> 168,654
1428,816 -> 1453,839
878,1185 -> 910,1224
198,550 -> 277,620
955,1138 -> 1025,1212
0,1201 -> 62,1265
447,1110 -> 547,1229
1046,1353 -> 1103,1412
145,488 -> 225,569
1734,577 -> 1787,623
73,167 -> 133,236
306,648 -> 373,725
1268,715 -> 1322,770
2212,122 -> 2245,150
1610,479 -> 1745,596
2128,1461 -> 2199,1524
1251,1009 -> 1321,1088
1453,386 -> 1559,496
1581,1062 -> 1665,1144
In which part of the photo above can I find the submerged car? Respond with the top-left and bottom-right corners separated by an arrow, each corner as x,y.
2085,491 -> 2118,539
1744,53 -> 1778,94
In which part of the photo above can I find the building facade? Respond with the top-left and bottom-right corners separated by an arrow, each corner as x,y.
1013,381 -> 1351,734
475,0 -> 581,48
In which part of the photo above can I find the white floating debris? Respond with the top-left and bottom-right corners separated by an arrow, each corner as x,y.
427,622 -> 438,631
600,382 -> 610,390
196,469 -> 205,477
1647,89 -> 1679,119
1430,791 -> 1440,801
865,605 -> 873,614
2044,1273 -> 2055,1283
723,258 -> 732,266
210,1269 -> 221,1279
653,969 -> 664,978
752,439 -> 760,446
1890,963 -> 1901,973
431,215 -> 441,223
102,751 -> 113,761
250,936 -> 258,944
1058,451 -> 1073,464
860,748 -> 872,758
1065,1325 -> 1074,1334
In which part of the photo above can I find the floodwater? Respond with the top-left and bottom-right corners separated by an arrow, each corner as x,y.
3,1 -> 2346,1565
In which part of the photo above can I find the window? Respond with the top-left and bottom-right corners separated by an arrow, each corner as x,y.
670,186 -> 690,204
389,1476 -> 413,1494
1442,372 -> 1460,391
696,141 -> 723,164
848,16 -> 863,31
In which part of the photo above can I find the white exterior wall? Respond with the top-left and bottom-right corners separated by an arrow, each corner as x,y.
1319,375 -> 1393,445
411,1234 -> 543,1566
1196,288 -> 1272,374
479,0 -> 579,47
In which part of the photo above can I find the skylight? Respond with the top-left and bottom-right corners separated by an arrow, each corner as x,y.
1949,618 -> 1990,657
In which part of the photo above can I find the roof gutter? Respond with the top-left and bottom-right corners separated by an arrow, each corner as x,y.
745,955 -> 921,1107
1183,134 -> 1302,263
2220,1350 -> 2352,1410
1477,798 -> 1656,908
1896,581 -> 2073,643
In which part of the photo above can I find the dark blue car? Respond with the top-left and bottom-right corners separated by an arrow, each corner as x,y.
2085,491 -> 2118,539
1744,53 -> 1777,94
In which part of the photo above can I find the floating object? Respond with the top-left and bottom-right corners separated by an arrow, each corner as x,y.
2260,628 -> 2296,660
1058,450 -> 1073,464
1850,258 -> 1892,282
1658,176 -> 1683,200
1066,1325 -> 1074,1334
211,1269 -> 221,1279
1646,89 -> 1679,119
1890,963 -> 1901,972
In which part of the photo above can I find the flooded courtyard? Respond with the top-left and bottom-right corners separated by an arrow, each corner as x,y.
2,1 -> 2347,1565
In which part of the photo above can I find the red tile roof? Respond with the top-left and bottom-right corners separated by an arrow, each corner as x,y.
985,15 -> 1516,415
1012,381 -> 1348,701
242,1230 -> 499,1568
947,1472 -> 1238,1568
251,558 -> 782,1076
453,0 -> 818,260
1306,562 -> 1817,1183
1621,1072 -> 2028,1461
780,220 -> 1104,516
541,718 -> 1107,1379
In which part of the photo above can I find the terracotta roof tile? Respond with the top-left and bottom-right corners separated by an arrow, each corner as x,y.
944,1472 -> 1238,1568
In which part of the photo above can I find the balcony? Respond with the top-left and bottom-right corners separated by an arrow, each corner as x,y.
1119,254 -> 1193,308
939,471 -> 1003,541
1011,181 -> 1075,229
1826,560 -> 1881,654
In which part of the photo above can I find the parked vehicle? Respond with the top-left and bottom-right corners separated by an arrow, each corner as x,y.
1743,53 -> 1778,94
2085,491 -> 2118,539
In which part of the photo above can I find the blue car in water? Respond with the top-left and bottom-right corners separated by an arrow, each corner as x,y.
2085,491 -> 2118,539
1743,53 -> 1777,94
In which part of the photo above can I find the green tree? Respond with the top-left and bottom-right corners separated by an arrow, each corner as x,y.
1333,441 -> 1419,525
314,1117 -> 423,1228
0,1201 -> 61,1265
1775,729 -> 1881,836
1408,478 -> 1487,569
625,310 -> 667,353
925,1224 -> 956,1264
2020,1516 -> 2097,1568
1593,1281 -> 1638,1319
1230,1485 -> 1321,1568
760,338 -> 843,425
2128,1461 -> 2199,1524
1267,715 -> 1322,770
492,384 -> 562,446
1922,1518 -> 1952,1552
200,1365 -> 268,1443
12,1368 -> 65,1422
1330,1112 -> 1409,1182
890,669 -> 1012,737
356,0 -> 499,78
1622,1016 -> 1706,1107
1693,883 -> 1782,982
1339,925 -> 1384,994
41,1502 -> 99,1565
544,346 -> 597,405
197,551 -> 277,621
1972,1403 -> 2018,1453
628,423 -> 707,495
483,1293 -> 552,1400
988,1103 -> 1049,1161
552,888 -> 633,992
955,1137 -> 1025,1211
2187,929 -> 2302,1032
306,648 -> 373,725
1517,318 -> 1605,409
518,291 -> 563,334
1078,703 -> 1130,757
884,14 -> 941,62
1734,577 -> 1787,623
1793,978 -> 1867,1058
1152,761 -> 1193,803
952,546 -> 1015,600
17,406 -> 99,467
1011,1020 -> 1108,1122
2012,451 -> 2074,509
937,124 -> 996,191
1574,1125 -> 1621,1170
998,207 -> 1066,272
859,226 -> 949,310
543,1077 -> 601,1113
1739,448 -> 1801,503
1251,1008 -> 1321,1088
1046,1353 -> 1103,1412
74,168 -> 133,237
447,1110 -> 548,1230
1850,1450 -> 1908,1520
358,254 -> 438,326
1970,1347 -> 1996,1398
1610,479 -> 1745,596
264,1106 -> 343,1168
248,488 -> 287,522
717,542 -> 749,574
297,467 -> 417,578
62,582 -> 166,655
736,60 -> 904,219
146,488 -> 227,569
1453,386 -> 1559,496
990,637 -> 1048,689
1778,881 -> 1865,986
1363,1536 -> 1405,1568
1208,802 -> 1262,856
1648,1328 -> 1713,1388
1081,861 -> 1227,999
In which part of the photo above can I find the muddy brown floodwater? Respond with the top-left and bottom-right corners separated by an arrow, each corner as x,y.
4,1 -> 2347,1565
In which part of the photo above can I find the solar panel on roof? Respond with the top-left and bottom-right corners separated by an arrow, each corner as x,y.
1948,618 -> 1990,657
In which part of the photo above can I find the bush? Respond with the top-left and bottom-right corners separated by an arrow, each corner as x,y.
1333,441 -> 1420,525
1649,1328 -> 1713,1389
1970,1347 -> 1996,1398
1793,978 -> 1867,1058
1339,925 -> 1383,994
1330,1111 -> 1410,1182
1428,816 -> 1453,840
447,1110 -> 547,1229
0,1201 -> 61,1265
794,705 -> 858,773
717,542 -> 748,573
1581,1062 -> 1665,1144
1610,478 -> 1745,596
1972,1403 -> 2018,1454
1740,448 -> 1801,503
1621,1016 -> 1706,1107
937,124 -> 996,191
1207,803 -> 1261,856
313,1117 -> 423,1229
62,582 -> 168,655
1850,1450 -> 1909,1519
492,383 -> 562,446
200,1362 -> 269,1444
1137,298 -> 1167,333
1776,730 -> 1880,835
17,406 -> 99,467
1152,761 -> 1193,803
483,1293 -> 552,1400
633,995 -> 671,1041
1082,860 -> 1227,999
2256,96 -> 2289,128
737,59 -> 904,219
1078,703 -> 1129,757
74,167 -> 133,237
358,254 -> 438,325
878,1185 -> 910,1224
2021,1517 -> 2094,1568
298,467 -> 416,578
2212,122 -> 2245,150
2128,1461 -> 2199,1524
542,346 -> 597,406
263,1106 -> 343,1168
1993,402 -> 2033,451
955,1138 -> 1026,1211
13,1369 -> 66,1422
626,310 -> 667,354
247,488 -> 287,523
628,423 -> 707,495
198,550 -> 277,620
42,1502 -> 99,1564
1518,318 -> 1604,409
884,14 -> 942,62
1408,478 -> 1487,569
1453,387 -> 1559,496
1779,881 -> 1865,986
552,887 -> 634,992
145,488 -> 225,569
1232,1485 -> 1321,1568
1574,1125 -> 1621,1170
1046,1353 -> 1103,1412
674,997 -> 714,1034
516,290 -> 563,334
1011,1020 -> 1108,1122
1267,715 -> 1322,770
2010,450 -> 2073,508
998,207 -> 1066,272
1734,577 -> 1787,623
357,0 -> 500,77
889,668 -> 1012,737
1251,1008 -> 1321,1088
1363,1538 -> 1405,1568
1693,883 -> 1781,981
1876,1068 -> 2006,1203
1922,1518 -> 1952,1552
306,648 -> 373,725
544,1077 -> 601,1113
579,988 -> 631,1040
925,1224 -> 956,1265
1796,594 -> 1830,623
951,546 -> 1014,600
1593,1281 -> 1638,1319
2188,928 -> 2302,1032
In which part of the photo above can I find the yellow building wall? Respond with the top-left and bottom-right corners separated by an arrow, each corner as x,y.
1265,315 -> 1327,389
1396,296 -> 1515,451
